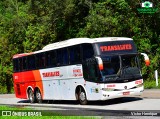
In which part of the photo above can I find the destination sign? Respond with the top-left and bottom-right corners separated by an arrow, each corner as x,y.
96,40 -> 137,55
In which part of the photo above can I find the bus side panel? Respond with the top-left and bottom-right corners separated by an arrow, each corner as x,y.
84,81 -> 103,101
33,70 -> 44,99
40,68 -> 61,100
40,65 -> 84,100
13,71 -> 36,99
66,65 -> 84,100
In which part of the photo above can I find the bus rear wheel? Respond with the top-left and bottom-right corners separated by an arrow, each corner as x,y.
35,89 -> 42,103
78,88 -> 88,105
28,89 -> 35,103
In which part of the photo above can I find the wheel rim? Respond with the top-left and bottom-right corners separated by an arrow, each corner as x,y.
29,90 -> 34,102
36,91 -> 41,101
79,92 -> 86,101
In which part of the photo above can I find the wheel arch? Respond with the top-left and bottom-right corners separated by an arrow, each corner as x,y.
26,86 -> 34,99
34,86 -> 43,99
75,85 -> 88,100
26,86 -> 43,99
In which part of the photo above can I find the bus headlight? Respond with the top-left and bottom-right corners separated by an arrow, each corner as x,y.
136,83 -> 143,88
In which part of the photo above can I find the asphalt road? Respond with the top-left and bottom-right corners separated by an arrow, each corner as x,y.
0,89 -> 160,117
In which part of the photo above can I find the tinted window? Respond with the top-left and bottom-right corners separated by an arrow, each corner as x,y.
19,58 -> 23,71
28,55 -> 36,70
13,59 -> 19,72
13,58 -> 27,72
121,55 -> 138,68
82,44 -> 94,60
82,58 -> 100,82
46,50 -> 57,67
101,56 -> 120,76
22,57 -> 27,70
69,45 -> 81,64
57,48 -> 69,66
62,48 -> 69,65
36,53 -> 46,69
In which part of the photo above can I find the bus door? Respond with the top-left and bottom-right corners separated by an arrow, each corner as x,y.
82,57 -> 102,100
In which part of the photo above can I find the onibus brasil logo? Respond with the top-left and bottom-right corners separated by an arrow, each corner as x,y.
137,1 -> 158,14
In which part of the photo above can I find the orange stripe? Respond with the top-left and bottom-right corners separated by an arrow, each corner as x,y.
33,70 -> 44,98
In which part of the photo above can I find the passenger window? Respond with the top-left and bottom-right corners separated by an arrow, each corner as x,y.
28,55 -> 36,70
19,58 -> 23,71
36,53 -> 46,69
22,57 -> 27,70
62,48 -> 69,65
57,48 -> 69,66
13,59 -> 19,72
69,45 -> 81,64
82,44 -> 94,61
46,51 -> 56,67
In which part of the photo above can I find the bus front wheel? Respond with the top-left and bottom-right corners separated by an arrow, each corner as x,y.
78,88 -> 88,105
28,89 -> 35,103
35,89 -> 42,103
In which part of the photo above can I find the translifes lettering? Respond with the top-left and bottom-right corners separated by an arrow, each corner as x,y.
42,71 -> 60,77
100,44 -> 132,52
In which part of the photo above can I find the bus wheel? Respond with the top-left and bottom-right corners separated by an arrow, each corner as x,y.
28,89 -> 35,103
78,88 -> 88,105
35,89 -> 42,103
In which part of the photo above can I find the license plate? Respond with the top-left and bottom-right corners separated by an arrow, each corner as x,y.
123,91 -> 130,95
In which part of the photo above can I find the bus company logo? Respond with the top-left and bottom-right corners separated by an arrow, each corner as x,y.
137,1 -> 158,14
124,86 -> 127,89
73,69 -> 83,77
100,44 -> 132,52
2,111 -> 11,116
42,71 -> 60,77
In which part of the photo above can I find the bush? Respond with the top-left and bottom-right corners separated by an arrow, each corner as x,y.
144,78 -> 160,89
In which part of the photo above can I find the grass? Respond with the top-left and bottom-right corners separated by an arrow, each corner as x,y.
0,105 -> 99,119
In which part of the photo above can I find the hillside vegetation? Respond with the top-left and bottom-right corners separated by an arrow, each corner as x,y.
0,0 -> 160,93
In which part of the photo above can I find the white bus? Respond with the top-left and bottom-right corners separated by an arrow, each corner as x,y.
13,37 -> 149,105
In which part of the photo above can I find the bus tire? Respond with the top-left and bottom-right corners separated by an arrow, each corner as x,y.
28,89 -> 35,103
78,87 -> 88,105
35,89 -> 42,103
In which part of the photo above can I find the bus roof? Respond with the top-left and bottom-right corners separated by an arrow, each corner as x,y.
13,37 -> 133,58
42,37 -> 133,50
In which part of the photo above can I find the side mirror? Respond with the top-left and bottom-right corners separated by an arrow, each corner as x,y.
141,53 -> 150,66
95,57 -> 103,70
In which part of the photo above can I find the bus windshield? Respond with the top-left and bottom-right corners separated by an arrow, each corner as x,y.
101,56 -> 120,76
101,54 -> 141,82
121,55 -> 139,68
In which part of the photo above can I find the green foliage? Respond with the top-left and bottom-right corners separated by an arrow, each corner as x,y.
144,79 -> 160,89
0,0 -> 160,93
